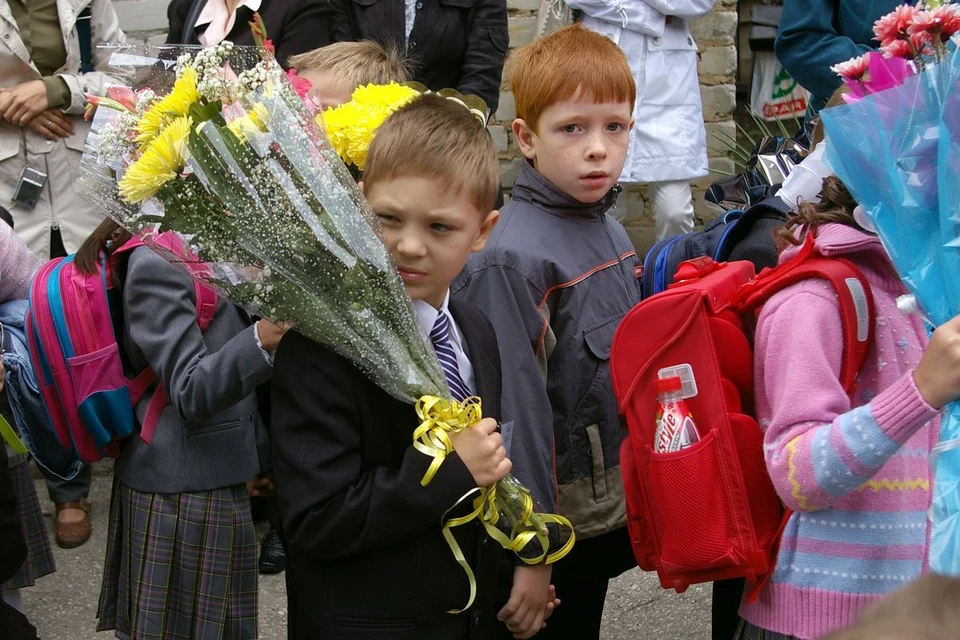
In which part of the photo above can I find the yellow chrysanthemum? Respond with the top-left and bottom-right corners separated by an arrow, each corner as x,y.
119,115 -> 192,204
227,103 -> 271,142
350,82 -> 420,108
320,82 -> 420,171
135,67 -> 201,147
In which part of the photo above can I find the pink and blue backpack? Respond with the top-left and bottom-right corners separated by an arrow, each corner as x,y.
25,238 -> 217,464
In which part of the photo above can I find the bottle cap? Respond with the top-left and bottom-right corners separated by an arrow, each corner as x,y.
656,376 -> 682,394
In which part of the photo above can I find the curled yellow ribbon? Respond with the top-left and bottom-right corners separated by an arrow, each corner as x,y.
414,395 -> 577,613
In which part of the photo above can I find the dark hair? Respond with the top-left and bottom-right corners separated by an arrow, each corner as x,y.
775,176 -> 860,249
74,219 -> 132,276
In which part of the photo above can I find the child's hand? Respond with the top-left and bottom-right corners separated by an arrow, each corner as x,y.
914,314 -> 960,408
256,319 -> 292,351
449,417 -> 511,486
497,564 -> 557,639
246,474 -> 274,497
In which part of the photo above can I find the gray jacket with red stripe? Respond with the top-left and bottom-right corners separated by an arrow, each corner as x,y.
452,160 -> 642,540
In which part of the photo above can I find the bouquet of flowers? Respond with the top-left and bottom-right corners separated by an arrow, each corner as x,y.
821,1 -> 960,573
78,38 -> 574,606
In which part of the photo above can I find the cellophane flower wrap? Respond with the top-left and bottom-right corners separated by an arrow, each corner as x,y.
77,43 -> 573,606
821,2 -> 960,574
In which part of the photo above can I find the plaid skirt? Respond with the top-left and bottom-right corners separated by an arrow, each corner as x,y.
735,620 -> 801,640
96,478 -> 258,640
1,457 -> 55,591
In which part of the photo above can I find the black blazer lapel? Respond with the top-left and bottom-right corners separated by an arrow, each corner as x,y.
449,300 -> 501,421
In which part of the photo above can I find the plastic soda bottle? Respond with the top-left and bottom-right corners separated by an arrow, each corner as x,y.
653,376 -> 700,453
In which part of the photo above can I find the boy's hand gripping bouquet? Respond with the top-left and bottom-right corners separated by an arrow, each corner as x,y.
821,0 -> 960,574
77,38 -> 574,609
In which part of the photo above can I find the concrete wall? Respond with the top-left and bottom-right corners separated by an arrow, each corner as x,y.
115,0 -> 741,255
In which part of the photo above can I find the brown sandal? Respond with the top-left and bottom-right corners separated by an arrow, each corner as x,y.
55,498 -> 92,549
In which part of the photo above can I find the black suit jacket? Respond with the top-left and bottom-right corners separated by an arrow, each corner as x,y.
166,0 -> 334,68
272,299 -> 505,639
330,0 -> 507,112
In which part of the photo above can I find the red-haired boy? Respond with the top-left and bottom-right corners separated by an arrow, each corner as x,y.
453,24 -> 641,640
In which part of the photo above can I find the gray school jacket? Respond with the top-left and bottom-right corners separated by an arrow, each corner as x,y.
114,247 -> 272,494
453,160 -> 642,540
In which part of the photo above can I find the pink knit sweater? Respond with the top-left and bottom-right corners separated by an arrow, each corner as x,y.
738,224 -> 940,639
0,221 -> 41,302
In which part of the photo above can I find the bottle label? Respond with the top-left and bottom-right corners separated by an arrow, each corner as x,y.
654,402 -> 699,453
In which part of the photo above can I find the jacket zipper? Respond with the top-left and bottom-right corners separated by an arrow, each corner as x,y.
599,216 -> 637,304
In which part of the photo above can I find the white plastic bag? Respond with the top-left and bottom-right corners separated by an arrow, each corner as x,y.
750,52 -> 810,121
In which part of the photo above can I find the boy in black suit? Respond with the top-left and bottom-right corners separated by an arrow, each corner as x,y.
272,94 -> 536,639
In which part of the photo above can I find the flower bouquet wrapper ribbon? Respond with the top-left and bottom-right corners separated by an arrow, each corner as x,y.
415,395 -> 576,612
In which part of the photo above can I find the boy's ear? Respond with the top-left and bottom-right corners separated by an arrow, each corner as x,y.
513,118 -> 537,161
628,117 -> 636,133
471,209 -> 500,253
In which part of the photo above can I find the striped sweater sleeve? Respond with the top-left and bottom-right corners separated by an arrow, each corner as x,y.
754,285 -> 938,512
0,222 -> 41,303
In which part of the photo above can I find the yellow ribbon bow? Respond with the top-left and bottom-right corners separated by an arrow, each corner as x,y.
414,395 -> 576,613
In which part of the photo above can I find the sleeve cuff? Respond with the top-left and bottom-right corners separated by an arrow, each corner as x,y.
870,370 -> 940,444
253,321 -> 276,366
43,76 -> 70,110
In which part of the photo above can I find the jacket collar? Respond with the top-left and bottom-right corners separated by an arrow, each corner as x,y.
510,159 -> 617,220
1,0 -> 88,69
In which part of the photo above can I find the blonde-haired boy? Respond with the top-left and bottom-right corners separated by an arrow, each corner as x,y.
288,41 -> 410,111
453,23 -> 641,640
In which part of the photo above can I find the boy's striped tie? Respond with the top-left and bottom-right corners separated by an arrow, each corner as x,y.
430,311 -> 472,403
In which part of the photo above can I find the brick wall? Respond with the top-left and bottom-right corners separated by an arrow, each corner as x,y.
117,0 -> 740,255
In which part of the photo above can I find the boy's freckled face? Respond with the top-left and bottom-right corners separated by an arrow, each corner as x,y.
300,70 -> 355,111
515,98 -> 633,204
364,176 -> 498,309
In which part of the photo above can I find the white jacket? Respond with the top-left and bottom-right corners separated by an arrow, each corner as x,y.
0,0 -> 125,258
568,0 -> 712,183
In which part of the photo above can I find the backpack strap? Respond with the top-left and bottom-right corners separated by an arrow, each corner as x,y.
736,233 -> 874,602
115,239 -> 220,444
76,6 -> 94,73
737,233 -> 874,394
138,282 -> 218,445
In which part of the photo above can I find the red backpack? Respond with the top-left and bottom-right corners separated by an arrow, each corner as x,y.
610,234 -> 873,595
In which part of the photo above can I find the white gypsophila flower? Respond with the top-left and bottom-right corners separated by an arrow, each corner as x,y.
135,89 -> 157,116
174,53 -> 193,77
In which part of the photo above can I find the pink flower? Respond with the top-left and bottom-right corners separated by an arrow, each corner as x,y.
909,4 -> 960,43
936,4 -> 960,40
106,86 -> 137,112
831,53 -> 871,80
910,31 -> 935,57
83,94 -> 100,121
881,38 -> 914,59
874,4 -> 919,46
286,69 -> 313,99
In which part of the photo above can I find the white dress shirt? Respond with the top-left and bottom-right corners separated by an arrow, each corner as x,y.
404,0 -> 417,44
414,290 -> 476,396
195,0 -> 263,45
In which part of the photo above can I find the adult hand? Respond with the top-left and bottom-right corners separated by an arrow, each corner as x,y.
1,80 -> 50,126
24,109 -> 75,141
